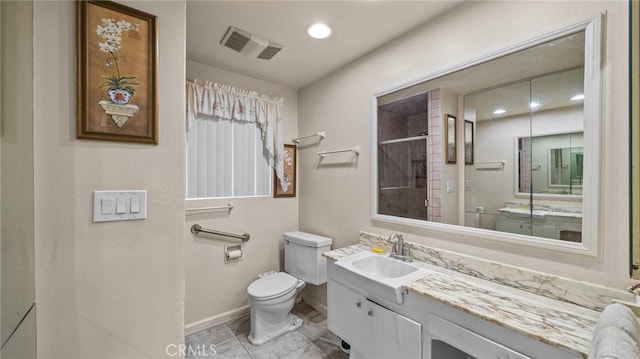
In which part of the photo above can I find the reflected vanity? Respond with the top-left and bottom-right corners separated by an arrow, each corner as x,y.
373,16 -> 603,256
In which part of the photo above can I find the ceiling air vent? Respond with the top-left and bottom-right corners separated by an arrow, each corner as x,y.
220,26 -> 282,60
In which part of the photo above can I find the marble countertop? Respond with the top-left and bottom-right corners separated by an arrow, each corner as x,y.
324,245 -> 596,358
498,207 -> 583,219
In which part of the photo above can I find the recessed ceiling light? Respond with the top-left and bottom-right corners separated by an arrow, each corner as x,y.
493,109 -> 506,115
571,94 -> 585,101
307,23 -> 331,39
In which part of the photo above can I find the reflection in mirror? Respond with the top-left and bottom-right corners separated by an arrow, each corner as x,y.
549,148 -> 584,187
464,120 -> 474,165
516,132 -> 584,196
374,16 -> 602,254
445,114 -> 456,164
377,93 -> 428,221
465,54 -> 585,241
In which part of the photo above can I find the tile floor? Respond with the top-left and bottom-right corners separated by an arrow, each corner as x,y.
185,301 -> 349,359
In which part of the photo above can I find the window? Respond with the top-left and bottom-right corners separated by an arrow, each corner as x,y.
185,79 -> 285,200
186,118 -> 271,198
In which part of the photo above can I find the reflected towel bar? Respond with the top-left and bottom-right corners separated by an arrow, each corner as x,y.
476,160 -> 506,170
380,135 -> 428,145
191,224 -> 250,242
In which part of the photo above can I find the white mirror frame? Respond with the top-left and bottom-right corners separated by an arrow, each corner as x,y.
371,15 -> 603,257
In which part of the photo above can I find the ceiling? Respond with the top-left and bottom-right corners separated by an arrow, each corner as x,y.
186,1 -> 462,89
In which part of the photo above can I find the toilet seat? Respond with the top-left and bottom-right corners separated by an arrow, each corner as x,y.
248,272 -> 299,300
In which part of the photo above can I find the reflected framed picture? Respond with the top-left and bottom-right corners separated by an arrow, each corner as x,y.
464,120 -> 474,165
445,114 -> 457,164
76,1 -> 158,144
274,144 -> 297,198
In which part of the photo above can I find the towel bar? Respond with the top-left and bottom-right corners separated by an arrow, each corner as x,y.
318,146 -> 360,157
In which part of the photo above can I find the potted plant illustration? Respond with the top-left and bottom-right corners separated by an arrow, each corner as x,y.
100,75 -> 138,106
97,18 -> 139,106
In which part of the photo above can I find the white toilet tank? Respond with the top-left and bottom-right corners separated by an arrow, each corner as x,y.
284,231 -> 332,285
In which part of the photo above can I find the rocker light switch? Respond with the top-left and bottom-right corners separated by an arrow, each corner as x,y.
93,190 -> 147,222
115,197 -> 126,214
130,197 -> 140,213
101,198 -> 114,215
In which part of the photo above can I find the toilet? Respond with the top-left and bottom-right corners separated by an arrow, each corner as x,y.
247,231 -> 332,345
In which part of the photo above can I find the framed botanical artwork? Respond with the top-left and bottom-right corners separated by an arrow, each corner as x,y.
76,1 -> 158,144
445,114 -> 457,164
274,144 -> 296,198
464,120 -> 474,165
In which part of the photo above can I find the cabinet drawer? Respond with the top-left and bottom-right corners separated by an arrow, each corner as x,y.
428,314 -> 532,359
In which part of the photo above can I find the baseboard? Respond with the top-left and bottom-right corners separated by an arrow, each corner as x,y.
186,294 -> 326,336
301,293 -> 327,316
185,305 -> 251,336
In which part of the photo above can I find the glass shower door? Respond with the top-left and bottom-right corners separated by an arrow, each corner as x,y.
378,136 -> 428,220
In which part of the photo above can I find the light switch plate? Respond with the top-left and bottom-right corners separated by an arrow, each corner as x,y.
93,190 -> 147,222
447,181 -> 455,193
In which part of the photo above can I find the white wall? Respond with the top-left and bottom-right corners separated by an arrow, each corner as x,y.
1,1 -> 36,357
34,1 -> 186,358
298,0 -> 630,307
440,88 -> 459,224
184,61 -> 299,332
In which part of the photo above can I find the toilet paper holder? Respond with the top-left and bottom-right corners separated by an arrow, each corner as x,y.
225,244 -> 243,263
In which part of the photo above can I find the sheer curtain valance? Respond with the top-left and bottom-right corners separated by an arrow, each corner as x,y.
186,78 -> 285,188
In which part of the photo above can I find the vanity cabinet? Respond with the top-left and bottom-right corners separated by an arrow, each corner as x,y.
327,255 -> 585,359
328,280 -> 422,359
496,214 -> 582,241
496,216 -> 554,238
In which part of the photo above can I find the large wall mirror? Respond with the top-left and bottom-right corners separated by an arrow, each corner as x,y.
373,16 -> 603,255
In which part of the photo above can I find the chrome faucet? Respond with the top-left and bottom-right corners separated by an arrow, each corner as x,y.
389,233 -> 411,262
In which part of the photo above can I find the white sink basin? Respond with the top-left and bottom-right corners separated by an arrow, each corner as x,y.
333,251 -> 431,304
352,254 -> 420,278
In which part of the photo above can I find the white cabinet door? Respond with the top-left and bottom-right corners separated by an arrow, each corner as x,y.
496,217 -> 532,235
328,280 -> 422,359
363,299 -> 422,359
327,280 -> 366,348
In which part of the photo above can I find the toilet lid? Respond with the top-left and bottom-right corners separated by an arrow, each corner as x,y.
248,272 -> 298,298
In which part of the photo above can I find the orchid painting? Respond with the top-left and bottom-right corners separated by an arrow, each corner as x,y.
97,18 -> 139,105
77,1 -> 158,143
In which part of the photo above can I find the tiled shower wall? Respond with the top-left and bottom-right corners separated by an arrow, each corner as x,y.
427,89 -> 442,222
520,136 -> 532,192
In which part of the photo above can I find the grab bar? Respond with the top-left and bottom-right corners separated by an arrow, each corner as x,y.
191,224 -> 250,242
